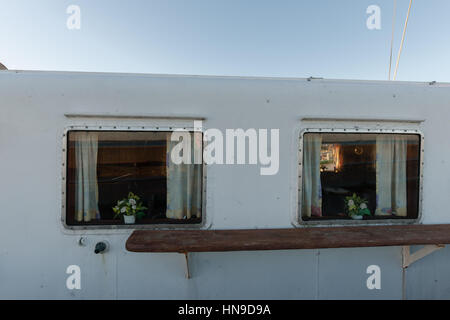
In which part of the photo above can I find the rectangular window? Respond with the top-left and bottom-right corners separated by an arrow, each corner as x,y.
300,131 -> 421,222
65,130 -> 203,226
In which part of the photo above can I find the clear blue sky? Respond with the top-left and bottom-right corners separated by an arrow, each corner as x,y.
0,0 -> 448,81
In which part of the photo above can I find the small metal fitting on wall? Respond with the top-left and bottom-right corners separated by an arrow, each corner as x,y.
94,241 -> 110,254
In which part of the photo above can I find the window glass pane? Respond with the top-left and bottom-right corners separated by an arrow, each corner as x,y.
66,130 -> 203,225
301,133 -> 420,221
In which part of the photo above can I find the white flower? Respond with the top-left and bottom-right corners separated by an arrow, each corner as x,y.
132,205 -> 136,210
129,199 -> 136,206
360,203 -> 367,209
120,207 -> 127,213
348,200 -> 355,207
118,200 -> 124,205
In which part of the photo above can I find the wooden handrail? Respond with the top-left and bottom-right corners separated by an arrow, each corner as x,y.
125,224 -> 450,253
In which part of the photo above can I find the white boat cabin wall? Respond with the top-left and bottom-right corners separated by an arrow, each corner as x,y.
0,70 -> 449,299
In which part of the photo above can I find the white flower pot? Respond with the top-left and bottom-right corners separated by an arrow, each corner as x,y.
351,215 -> 363,220
123,215 -> 136,224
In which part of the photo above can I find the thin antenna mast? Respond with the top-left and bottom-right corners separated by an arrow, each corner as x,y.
388,0 -> 397,80
393,0 -> 413,81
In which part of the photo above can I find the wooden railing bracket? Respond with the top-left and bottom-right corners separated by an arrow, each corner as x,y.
183,252 -> 191,279
402,244 -> 445,268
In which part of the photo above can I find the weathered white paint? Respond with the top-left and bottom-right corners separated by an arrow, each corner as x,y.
0,70 -> 449,299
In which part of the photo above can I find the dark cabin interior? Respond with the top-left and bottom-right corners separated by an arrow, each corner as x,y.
305,133 -> 420,220
66,131 -> 201,225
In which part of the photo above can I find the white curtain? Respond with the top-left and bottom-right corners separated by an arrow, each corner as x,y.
302,134 -> 323,217
166,132 -> 202,219
74,132 -> 100,222
375,135 -> 407,216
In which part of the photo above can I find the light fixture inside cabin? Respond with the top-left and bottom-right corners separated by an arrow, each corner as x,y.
354,146 -> 363,155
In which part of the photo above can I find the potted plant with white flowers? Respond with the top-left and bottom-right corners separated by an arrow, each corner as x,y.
113,192 -> 147,224
345,193 -> 371,220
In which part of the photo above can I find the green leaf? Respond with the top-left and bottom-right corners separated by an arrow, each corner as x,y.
136,211 -> 146,219
359,208 -> 371,216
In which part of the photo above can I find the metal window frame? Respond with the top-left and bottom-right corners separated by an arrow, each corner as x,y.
61,125 -> 207,230
297,127 -> 424,226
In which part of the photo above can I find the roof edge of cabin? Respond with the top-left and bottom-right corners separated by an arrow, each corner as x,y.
0,68 -> 448,87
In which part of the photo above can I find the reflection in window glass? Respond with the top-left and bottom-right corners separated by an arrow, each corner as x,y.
66,131 -> 203,226
301,133 -> 420,221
